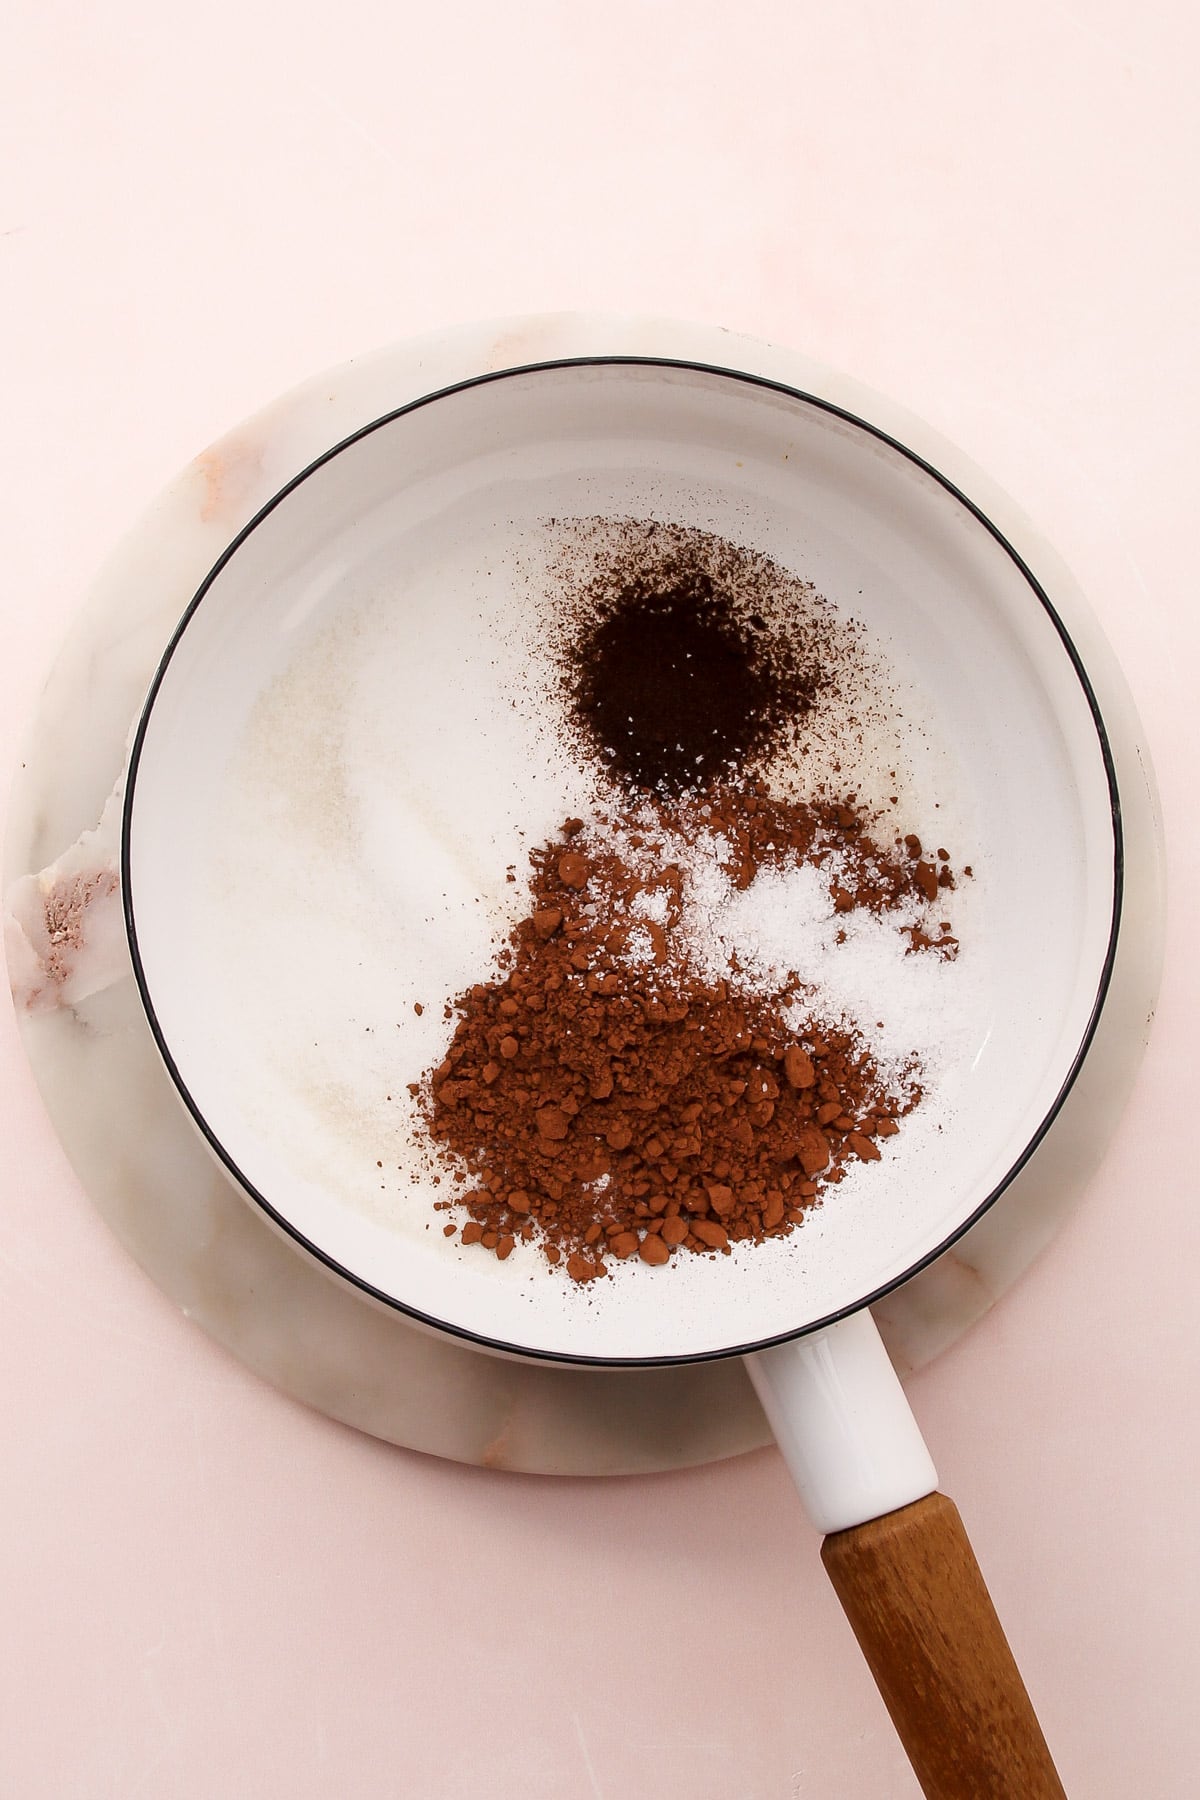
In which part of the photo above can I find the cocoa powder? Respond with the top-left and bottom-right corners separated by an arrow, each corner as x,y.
419,787 -> 945,1279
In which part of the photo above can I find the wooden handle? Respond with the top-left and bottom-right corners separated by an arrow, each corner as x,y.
821,1492 -> 1066,1799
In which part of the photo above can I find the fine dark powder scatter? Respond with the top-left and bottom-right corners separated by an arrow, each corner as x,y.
570,568 -> 817,792
548,520 -> 835,793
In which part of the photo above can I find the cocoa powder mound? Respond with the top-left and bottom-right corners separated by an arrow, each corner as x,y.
419,792 -> 935,1281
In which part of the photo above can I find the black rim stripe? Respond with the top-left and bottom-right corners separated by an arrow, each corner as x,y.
121,355 -> 1124,1368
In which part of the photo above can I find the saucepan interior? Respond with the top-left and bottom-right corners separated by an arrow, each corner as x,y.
123,359 -> 1120,1364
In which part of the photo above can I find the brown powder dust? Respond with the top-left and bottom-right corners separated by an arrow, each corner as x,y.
412,518 -> 963,1281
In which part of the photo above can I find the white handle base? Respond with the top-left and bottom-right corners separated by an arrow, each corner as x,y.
745,1311 -> 937,1534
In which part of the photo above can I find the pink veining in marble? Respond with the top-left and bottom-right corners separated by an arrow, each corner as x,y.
5,781 -> 128,1013
196,427 -> 265,526
7,864 -> 122,1011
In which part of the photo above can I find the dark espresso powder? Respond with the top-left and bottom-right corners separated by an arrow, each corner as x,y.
553,522 -> 825,794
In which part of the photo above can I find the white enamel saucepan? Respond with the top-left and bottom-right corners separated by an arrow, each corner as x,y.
122,359 -> 1120,1798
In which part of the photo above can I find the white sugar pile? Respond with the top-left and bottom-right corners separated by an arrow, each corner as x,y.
593,815 -> 974,1093
695,860 -> 964,1083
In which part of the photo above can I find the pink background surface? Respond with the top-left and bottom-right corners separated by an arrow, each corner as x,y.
3,4 -> 1197,1795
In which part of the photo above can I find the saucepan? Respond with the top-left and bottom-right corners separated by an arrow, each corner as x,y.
122,357 -> 1120,1797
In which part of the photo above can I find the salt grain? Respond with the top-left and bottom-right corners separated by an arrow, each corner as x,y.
630,888 -> 670,925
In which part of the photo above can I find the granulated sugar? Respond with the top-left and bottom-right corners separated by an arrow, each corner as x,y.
685,859 -> 964,1083
569,803 -> 968,1088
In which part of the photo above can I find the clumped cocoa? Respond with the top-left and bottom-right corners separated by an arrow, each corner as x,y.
419,785 -> 954,1280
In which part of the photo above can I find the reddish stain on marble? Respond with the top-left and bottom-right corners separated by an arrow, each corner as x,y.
6,863 -> 123,1013
197,429 -> 265,525
940,1250 -> 991,1300
480,1401 -> 518,1470
486,328 -> 552,373
41,869 -> 119,985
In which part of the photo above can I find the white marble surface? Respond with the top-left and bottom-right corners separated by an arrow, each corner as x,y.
3,314 -> 1164,1473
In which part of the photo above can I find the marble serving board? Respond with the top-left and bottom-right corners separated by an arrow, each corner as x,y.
2,314 -> 1165,1475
